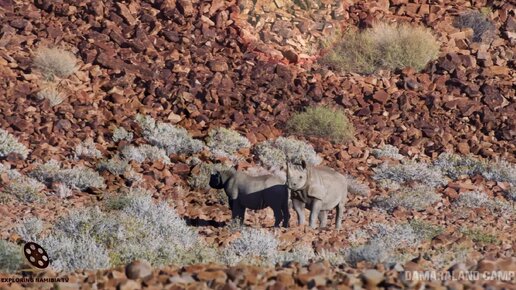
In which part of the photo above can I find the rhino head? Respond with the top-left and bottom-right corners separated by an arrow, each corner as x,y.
209,171 -> 225,189
286,160 -> 309,191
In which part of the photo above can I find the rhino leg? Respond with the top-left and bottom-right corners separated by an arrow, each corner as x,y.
272,206 -> 283,227
335,201 -> 345,229
309,199 -> 322,229
292,198 -> 305,226
231,201 -> 246,225
318,210 -> 328,228
281,201 -> 290,228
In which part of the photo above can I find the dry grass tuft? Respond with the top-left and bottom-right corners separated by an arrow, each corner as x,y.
322,23 -> 440,74
33,47 -> 78,79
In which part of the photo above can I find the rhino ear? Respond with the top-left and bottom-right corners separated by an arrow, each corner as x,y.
301,160 -> 307,169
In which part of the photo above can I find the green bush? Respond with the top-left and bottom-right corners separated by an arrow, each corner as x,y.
322,23 -> 440,74
287,106 -> 354,143
460,227 -> 498,245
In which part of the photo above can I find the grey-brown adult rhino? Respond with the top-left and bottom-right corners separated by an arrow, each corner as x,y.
286,160 -> 363,229
209,170 -> 290,227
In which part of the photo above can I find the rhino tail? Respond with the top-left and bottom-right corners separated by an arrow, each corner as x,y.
346,176 -> 369,196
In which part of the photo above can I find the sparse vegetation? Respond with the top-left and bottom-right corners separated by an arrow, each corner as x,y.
254,137 -> 321,169
287,106 -> 354,143
372,144 -> 404,160
374,184 -> 441,212
97,155 -> 131,176
454,191 -> 512,215
223,228 -> 279,266
121,144 -> 171,164
460,227 -> 498,245
374,160 -> 446,189
111,127 -> 133,143
206,127 -> 251,158
0,240 -> 24,273
51,182 -> 73,199
135,114 -> 204,155
16,190 -> 201,272
454,10 -> 496,42
322,23 -> 439,74
33,47 -> 78,79
30,160 -> 106,191
0,129 -> 29,159
344,223 -> 420,266
408,220 -> 444,241
36,83 -> 66,107
74,139 -> 102,159
2,176 -> 46,203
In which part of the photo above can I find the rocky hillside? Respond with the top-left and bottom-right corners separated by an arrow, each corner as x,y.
0,0 -> 514,289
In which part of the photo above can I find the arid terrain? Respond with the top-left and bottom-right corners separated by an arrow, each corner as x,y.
0,0 -> 515,289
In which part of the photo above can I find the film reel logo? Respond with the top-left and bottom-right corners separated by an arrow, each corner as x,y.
22,242 -> 50,270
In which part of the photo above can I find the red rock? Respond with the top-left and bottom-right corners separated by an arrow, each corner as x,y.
457,142 -> 470,154
126,260 -> 152,280
209,60 -> 229,72
116,3 -> 137,26
172,163 -> 190,175
282,49 -> 298,63
372,90 -> 389,104
177,0 -> 194,17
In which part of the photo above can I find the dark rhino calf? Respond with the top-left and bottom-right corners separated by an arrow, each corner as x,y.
209,170 -> 290,227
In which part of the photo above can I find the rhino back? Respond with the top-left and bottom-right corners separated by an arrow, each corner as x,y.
308,167 -> 348,209
235,172 -> 284,194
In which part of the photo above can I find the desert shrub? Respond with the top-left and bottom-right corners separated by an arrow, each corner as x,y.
287,106 -> 354,143
373,184 -> 441,212
346,176 -> 370,196
74,139 -> 102,159
43,233 -> 111,272
505,187 -> 516,202
454,191 -> 512,214
322,23 -> 439,74
345,223 -> 419,266
0,240 -> 24,273
435,153 -> 516,185
135,114 -> 204,155
0,163 -> 21,179
427,243 -> 471,270
17,191 -> 200,272
372,144 -> 404,160
36,83 -> 66,107
276,244 -> 316,266
373,160 -> 446,189
2,176 -> 46,203
188,162 -> 233,190
15,217 -> 43,242
33,47 -> 78,79
50,183 -> 73,199
460,227 -> 498,245
206,127 -> 251,158
30,160 -> 106,190
121,144 -> 170,164
111,127 -> 133,142
254,137 -> 321,169
408,220 -> 444,241
481,160 -> 516,185
223,228 -> 280,266
454,10 -> 496,42
97,155 -> 131,176
0,129 -> 29,159
434,153 -> 486,180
